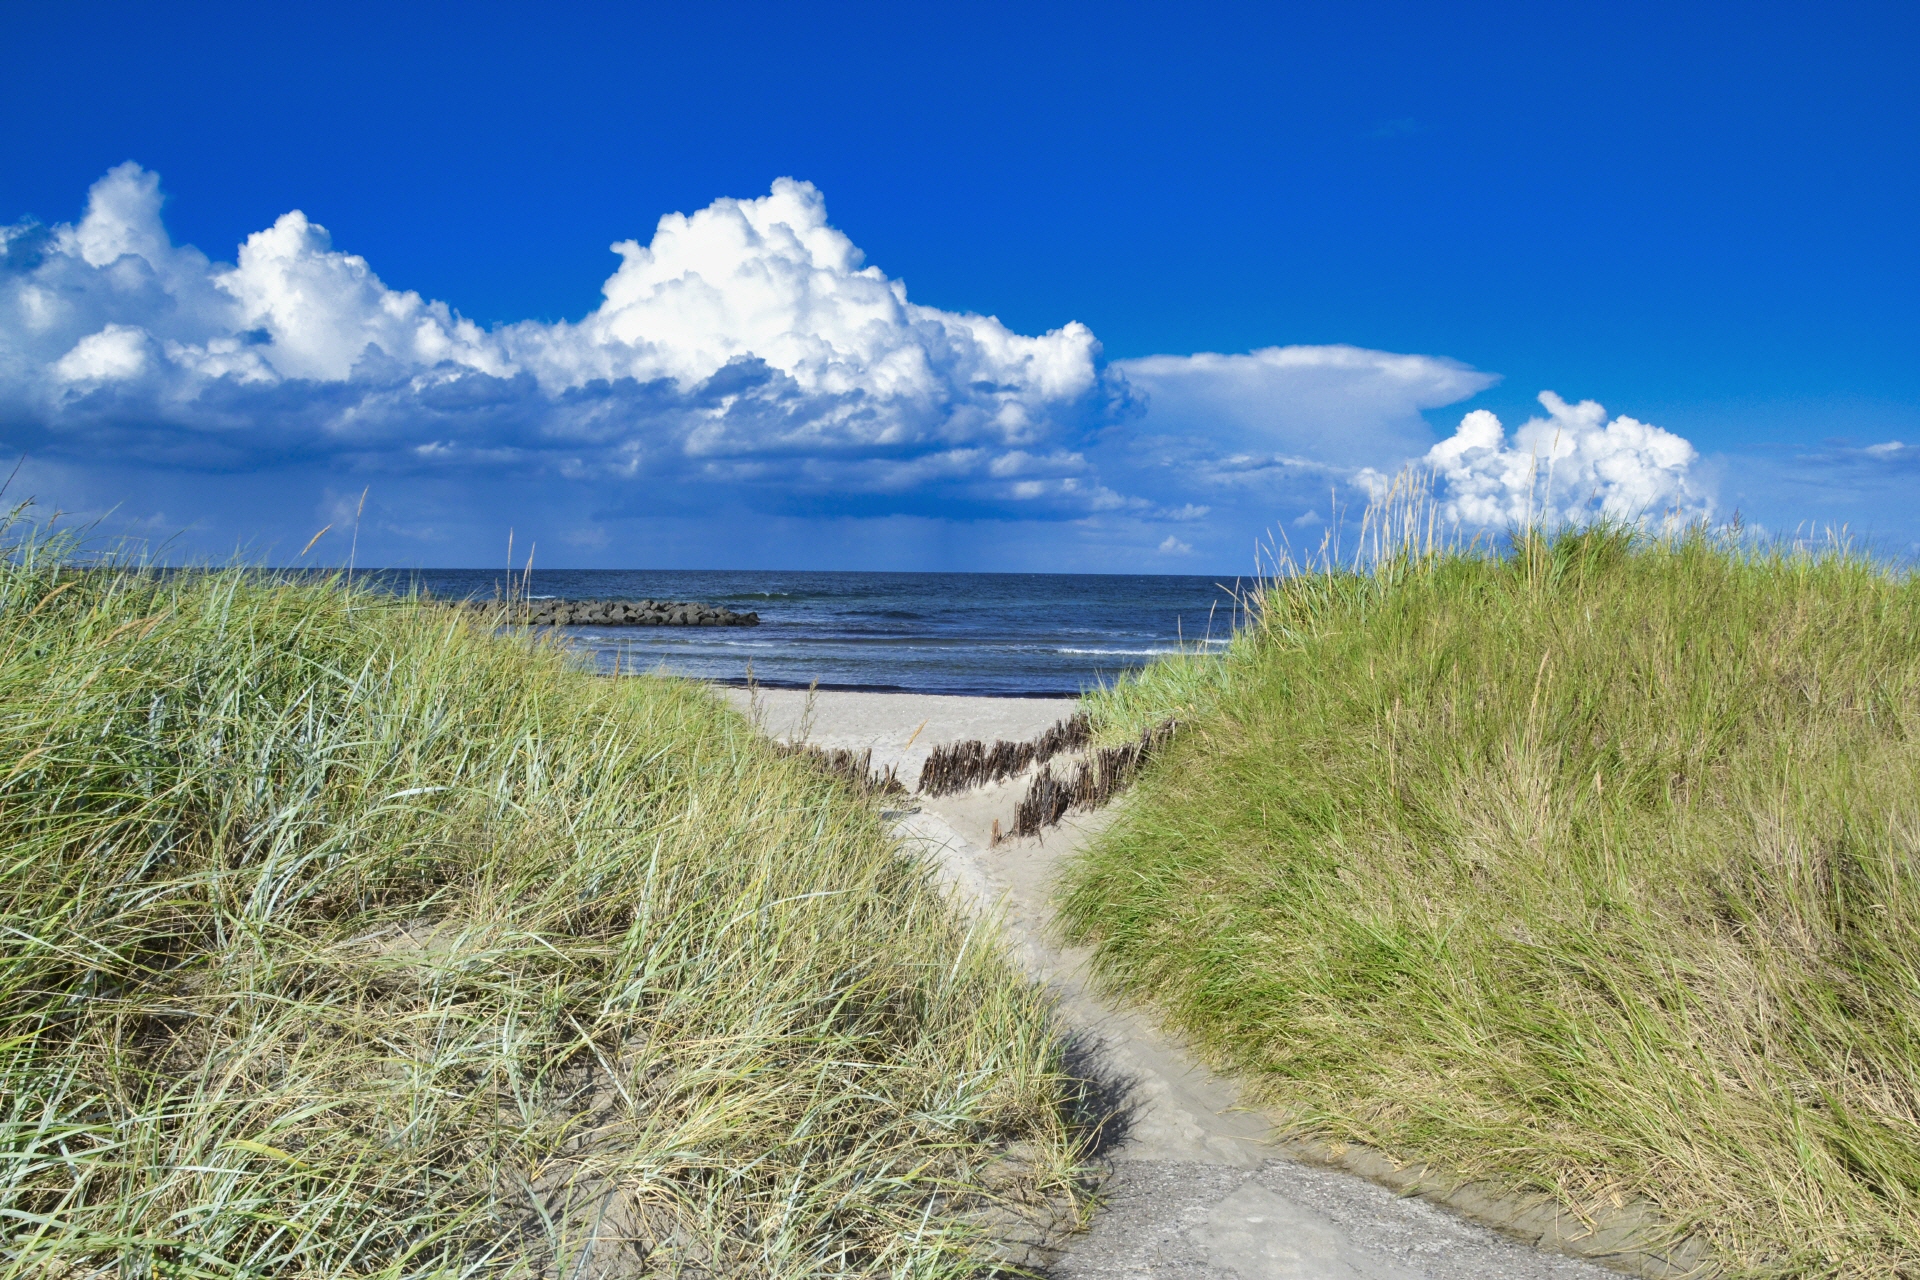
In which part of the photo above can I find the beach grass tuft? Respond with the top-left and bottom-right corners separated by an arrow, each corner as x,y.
1060,510 -> 1920,1276
0,516 -> 1084,1278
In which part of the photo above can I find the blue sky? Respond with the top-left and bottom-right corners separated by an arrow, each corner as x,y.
2,0 -> 1914,570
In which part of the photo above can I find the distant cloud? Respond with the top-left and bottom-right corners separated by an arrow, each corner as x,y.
1087,345 -> 1496,546
1112,345 -> 1494,474
1422,391 -> 1710,527
1741,437 -> 1920,483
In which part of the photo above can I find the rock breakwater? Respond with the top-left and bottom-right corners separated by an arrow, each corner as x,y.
468,599 -> 760,627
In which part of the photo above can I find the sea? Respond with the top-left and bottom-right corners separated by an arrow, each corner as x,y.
366,570 -> 1249,697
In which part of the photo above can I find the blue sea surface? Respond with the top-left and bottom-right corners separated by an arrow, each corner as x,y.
369,570 -> 1247,696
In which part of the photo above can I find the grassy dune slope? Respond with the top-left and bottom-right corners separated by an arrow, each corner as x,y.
0,535 -> 1081,1278
1064,529 -> 1920,1276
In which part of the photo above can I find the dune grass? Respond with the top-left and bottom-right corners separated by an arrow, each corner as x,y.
1061,524 -> 1920,1276
1080,643 -> 1231,749
0,524 -> 1084,1278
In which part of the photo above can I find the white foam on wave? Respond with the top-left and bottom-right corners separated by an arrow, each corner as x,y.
1056,646 -> 1186,656
1056,639 -> 1229,656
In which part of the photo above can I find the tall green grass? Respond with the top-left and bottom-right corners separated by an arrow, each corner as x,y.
0,523 -> 1082,1278
1061,523 -> 1920,1276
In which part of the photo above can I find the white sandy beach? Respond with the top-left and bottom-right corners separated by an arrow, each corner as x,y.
718,687 -> 1079,785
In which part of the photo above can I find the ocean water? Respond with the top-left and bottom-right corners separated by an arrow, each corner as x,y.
371,570 -> 1248,696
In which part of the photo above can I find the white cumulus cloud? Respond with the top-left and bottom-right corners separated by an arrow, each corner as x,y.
1424,391 -> 1709,527
0,164 -> 1113,515
220,208 -> 508,382
52,323 -> 152,383
498,179 -> 1099,452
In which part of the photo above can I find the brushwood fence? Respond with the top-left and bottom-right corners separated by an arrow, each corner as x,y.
776,710 -> 1172,826
1009,720 -> 1178,839
916,713 -> 1091,796
777,743 -> 907,796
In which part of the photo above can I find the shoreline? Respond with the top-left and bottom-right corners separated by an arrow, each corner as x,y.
705,677 -> 1082,698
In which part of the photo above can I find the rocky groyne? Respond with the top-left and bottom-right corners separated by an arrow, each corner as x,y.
469,599 -> 760,627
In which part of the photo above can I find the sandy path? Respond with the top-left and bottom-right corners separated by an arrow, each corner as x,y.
730,688 -> 1629,1280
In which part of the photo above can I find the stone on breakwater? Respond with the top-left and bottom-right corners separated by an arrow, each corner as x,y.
467,598 -> 760,627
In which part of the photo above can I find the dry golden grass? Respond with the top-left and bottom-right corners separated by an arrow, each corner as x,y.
0,523 -> 1086,1278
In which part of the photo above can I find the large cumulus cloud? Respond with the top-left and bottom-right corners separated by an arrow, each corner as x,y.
1424,391 -> 1710,527
1,164 -> 1117,517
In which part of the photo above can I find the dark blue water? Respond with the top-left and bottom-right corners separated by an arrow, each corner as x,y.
364,570 -> 1246,696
